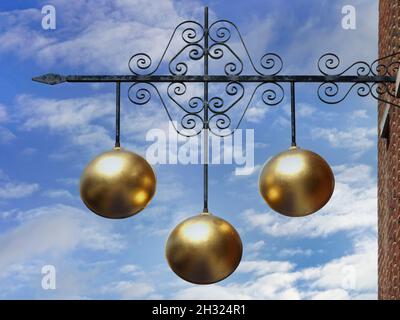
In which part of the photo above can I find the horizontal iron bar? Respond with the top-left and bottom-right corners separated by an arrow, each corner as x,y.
32,73 -> 395,85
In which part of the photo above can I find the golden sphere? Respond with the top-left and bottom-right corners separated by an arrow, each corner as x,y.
166,213 -> 243,284
259,146 -> 335,217
80,147 -> 156,219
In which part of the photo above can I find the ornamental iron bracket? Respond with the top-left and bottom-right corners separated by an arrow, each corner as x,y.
33,7 -> 400,138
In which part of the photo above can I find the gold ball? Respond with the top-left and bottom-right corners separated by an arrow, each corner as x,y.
80,147 -> 156,219
166,213 -> 243,284
259,146 -> 335,217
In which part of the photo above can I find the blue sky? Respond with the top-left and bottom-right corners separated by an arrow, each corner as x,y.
0,0 -> 379,299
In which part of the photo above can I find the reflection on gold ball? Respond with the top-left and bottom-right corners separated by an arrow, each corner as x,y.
259,146 -> 335,217
166,213 -> 242,284
80,147 -> 156,219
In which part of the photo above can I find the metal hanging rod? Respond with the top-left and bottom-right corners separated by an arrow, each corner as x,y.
115,82 -> 121,148
33,74 -> 394,84
290,82 -> 296,147
203,6 -> 209,213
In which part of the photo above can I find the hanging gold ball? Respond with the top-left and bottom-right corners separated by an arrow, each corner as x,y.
259,146 -> 335,217
166,213 -> 242,285
80,147 -> 156,219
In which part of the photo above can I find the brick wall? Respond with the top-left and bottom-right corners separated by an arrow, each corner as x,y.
378,0 -> 400,300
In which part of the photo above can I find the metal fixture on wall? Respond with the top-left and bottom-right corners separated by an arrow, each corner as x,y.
33,7 -> 400,284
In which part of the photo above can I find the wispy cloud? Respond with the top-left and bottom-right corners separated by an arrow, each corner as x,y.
43,189 -> 75,200
0,204 -> 126,276
101,281 -> 156,299
311,127 -> 376,158
278,248 -> 314,257
0,170 -> 39,200
0,0 -> 202,72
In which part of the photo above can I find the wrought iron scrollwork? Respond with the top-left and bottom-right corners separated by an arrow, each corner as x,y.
180,113 -> 204,135
128,20 -> 204,75
208,43 -> 243,76
317,81 -> 399,107
128,82 -> 204,137
207,82 -> 285,137
127,82 -> 153,105
318,52 -> 400,77
256,82 -> 285,106
167,82 -> 205,114
370,82 -> 398,107
318,53 -> 372,76
169,44 -> 204,75
317,82 -> 370,104
317,52 -> 400,106
371,52 -> 400,77
208,20 -> 283,76
207,82 -> 244,137
209,114 -> 232,135
127,16 -> 288,137
208,82 -> 244,114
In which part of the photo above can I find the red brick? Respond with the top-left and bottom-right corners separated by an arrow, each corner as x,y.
379,0 -> 400,300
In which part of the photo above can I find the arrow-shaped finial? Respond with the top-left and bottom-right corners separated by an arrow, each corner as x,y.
32,73 -> 66,85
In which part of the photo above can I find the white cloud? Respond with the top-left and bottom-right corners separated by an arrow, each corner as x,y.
0,0 -> 202,72
119,264 -> 144,276
0,204 -> 125,276
245,101 -> 270,123
16,93 -> 171,156
246,240 -> 266,258
283,103 -> 317,118
309,289 -> 349,300
0,8 -> 56,59
311,127 -> 376,158
0,170 -> 39,200
351,109 -> 369,120
333,164 -> 373,186
278,248 -> 314,257
296,104 -> 317,118
174,285 -> 252,300
0,182 -> 39,199
43,189 -> 74,199
57,177 -> 79,186
102,281 -> 155,299
14,93 -> 114,158
238,260 -> 294,276
304,236 -> 377,297
17,94 -> 114,131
